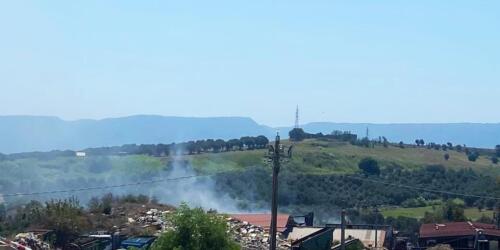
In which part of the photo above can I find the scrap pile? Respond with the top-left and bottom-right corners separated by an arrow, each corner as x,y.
11,232 -> 50,250
126,208 -> 174,235
227,217 -> 290,250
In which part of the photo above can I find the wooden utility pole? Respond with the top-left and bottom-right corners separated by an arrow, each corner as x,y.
267,133 -> 292,250
341,209 -> 346,250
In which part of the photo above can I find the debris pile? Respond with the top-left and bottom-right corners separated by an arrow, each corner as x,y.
127,208 -> 174,235
227,217 -> 290,250
13,232 -> 51,250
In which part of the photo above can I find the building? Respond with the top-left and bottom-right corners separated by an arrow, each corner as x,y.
288,224 -> 392,249
291,227 -> 334,250
76,151 -> 86,157
419,222 -> 500,250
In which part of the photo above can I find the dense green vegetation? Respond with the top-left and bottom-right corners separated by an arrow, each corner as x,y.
151,203 -> 240,250
2,135 -> 500,239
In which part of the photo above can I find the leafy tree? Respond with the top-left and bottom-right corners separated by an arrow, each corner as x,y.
421,199 -> 466,223
40,198 -> 90,247
255,136 -> 269,149
358,157 -> 380,175
151,204 -> 240,250
496,145 -> 500,157
468,151 -> 479,162
289,128 -> 307,141
399,141 -> 405,148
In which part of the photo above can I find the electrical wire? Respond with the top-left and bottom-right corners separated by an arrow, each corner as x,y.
344,175 -> 500,200
2,170 -> 499,201
1,172 -> 229,198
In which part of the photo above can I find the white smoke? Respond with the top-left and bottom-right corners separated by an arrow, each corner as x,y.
149,156 -> 242,212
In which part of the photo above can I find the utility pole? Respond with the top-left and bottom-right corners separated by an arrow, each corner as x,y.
374,207 -> 380,249
341,209 -> 346,250
267,133 -> 292,250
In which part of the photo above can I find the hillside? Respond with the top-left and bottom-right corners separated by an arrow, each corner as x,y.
2,138 -> 499,213
188,139 -> 499,176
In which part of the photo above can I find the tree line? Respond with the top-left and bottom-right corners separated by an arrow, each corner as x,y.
289,128 -> 358,142
0,135 -> 270,160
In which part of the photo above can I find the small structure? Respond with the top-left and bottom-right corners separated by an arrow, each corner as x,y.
419,222 -> 500,250
75,151 -> 86,157
327,223 -> 392,249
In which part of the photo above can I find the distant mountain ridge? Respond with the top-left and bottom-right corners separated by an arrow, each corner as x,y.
0,115 -> 499,153
0,115 -> 275,153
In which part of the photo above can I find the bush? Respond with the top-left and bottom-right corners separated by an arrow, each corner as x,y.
289,128 -> 307,141
402,197 -> 427,208
492,157 -> 499,164
444,153 -> 450,161
468,152 -> 479,162
151,203 -> 240,250
358,158 -> 380,175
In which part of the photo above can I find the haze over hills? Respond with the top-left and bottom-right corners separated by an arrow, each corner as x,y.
1,115 -> 500,153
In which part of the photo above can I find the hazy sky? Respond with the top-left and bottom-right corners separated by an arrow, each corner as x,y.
0,1 -> 498,126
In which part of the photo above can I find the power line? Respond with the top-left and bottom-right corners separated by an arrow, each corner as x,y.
344,175 -> 500,201
1,172 -> 230,198
2,169 -> 499,201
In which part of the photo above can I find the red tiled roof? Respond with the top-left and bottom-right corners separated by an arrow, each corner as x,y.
420,222 -> 500,238
230,214 -> 290,232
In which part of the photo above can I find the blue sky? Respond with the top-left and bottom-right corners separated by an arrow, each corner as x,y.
0,1 -> 498,126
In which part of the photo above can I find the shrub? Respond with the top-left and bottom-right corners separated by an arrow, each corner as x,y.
151,203 -> 240,250
492,157 -> 499,164
444,153 -> 450,161
468,152 -> 479,162
358,158 -> 380,175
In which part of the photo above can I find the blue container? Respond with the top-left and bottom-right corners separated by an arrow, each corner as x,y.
120,236 -> 157,249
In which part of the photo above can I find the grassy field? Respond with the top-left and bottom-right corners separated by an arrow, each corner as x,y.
2,138 -> 496,178
381,206 -> 494,220
181,139 -> 499,176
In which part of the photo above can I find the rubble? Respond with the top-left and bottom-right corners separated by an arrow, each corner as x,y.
128,208 -> 291,249
226,217 -> 290,250
127,208 -> 174,235
3,205 -> 293,250
13,232 -> 51,250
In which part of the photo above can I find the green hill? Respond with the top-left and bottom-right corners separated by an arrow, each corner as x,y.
187,139 -> 499,175
1,138 -> 499,216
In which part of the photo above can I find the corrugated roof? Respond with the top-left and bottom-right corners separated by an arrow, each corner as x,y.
420,222 -> 500,238
230,214 -> 290,232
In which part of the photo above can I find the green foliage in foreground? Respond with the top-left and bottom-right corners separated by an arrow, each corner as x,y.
2,198 -> 89,247
151,204 -> 240,250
